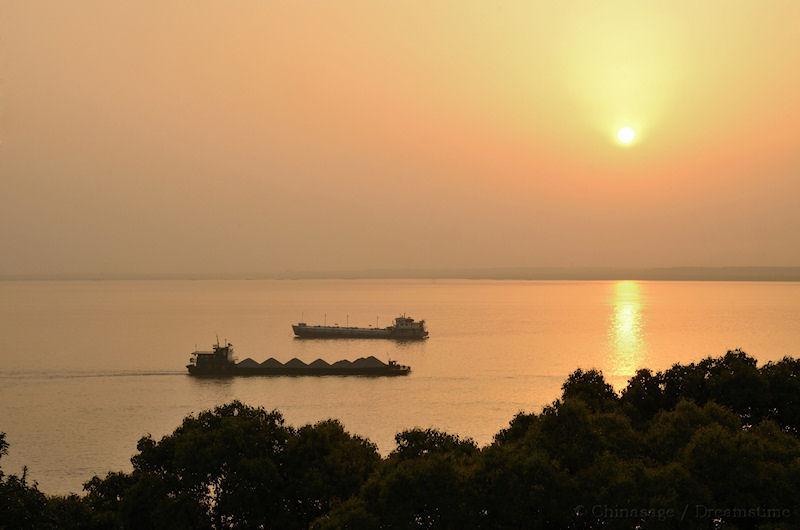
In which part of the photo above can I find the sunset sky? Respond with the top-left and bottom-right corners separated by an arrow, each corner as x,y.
2,1 -> 799,276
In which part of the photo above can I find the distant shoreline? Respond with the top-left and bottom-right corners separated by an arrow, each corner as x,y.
3,267 -> 800,282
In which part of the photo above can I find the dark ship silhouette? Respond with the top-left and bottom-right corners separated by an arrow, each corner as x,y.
186,340 -> 410,377
292,314 -> 428,340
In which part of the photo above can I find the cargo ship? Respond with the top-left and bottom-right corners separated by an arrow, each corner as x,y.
186,340 -> 410,377
292,315 -> 428,340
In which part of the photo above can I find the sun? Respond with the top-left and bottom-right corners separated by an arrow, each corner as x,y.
617,126 -> 636,145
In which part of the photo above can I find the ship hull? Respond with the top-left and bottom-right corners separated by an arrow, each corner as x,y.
187,365 -> 410,377
292,325 -> 426,340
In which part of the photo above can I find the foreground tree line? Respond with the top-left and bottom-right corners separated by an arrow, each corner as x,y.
2,349 -> 800,529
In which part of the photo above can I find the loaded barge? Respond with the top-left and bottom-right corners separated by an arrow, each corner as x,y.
293,315 -> 428,340
187,341 -> 410,377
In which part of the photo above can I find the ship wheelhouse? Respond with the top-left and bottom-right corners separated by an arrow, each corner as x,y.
187,340 -> 236,372
390,315 -> 428,338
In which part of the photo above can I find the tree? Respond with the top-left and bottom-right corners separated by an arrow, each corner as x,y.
476,441 -> 575,528
561,368 -> 618,412
620,368 -> 666,423
357,429 -> 481,528
282,419 -> 380,526
311,498 -> 379,529
761,357 -> 800,433
0,432 -> 50,529
82,401 -> 380,529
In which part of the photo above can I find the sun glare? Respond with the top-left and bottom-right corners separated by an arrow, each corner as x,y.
617,126 -> 636,145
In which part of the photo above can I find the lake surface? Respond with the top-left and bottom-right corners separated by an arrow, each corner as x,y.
1,279 -> 799,494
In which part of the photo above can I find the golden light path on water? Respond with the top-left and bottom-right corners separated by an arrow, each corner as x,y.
609,281 -> 647,376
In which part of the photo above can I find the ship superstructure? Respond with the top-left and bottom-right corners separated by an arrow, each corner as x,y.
187,340 -> 236,375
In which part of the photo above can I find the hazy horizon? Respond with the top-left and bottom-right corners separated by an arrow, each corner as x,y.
3,265 -> 800,282
3,1 -> 799,277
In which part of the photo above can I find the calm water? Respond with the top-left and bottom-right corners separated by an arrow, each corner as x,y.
1,280 -> 799,494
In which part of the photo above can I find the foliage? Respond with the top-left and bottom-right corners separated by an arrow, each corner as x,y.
80,401 -> 380,529
2,350 -> 800,528
0,432 -> 52,529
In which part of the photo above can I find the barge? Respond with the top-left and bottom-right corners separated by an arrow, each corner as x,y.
186,341 -> 410,377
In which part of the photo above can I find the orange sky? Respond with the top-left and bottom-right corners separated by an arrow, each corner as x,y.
2,1 -> 799,275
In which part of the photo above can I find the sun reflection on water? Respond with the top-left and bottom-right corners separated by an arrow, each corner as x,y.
609,281 -> 647,376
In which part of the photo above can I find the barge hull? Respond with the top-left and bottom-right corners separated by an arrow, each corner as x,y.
188,366 -> 410,377
292,325 -> 393,339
